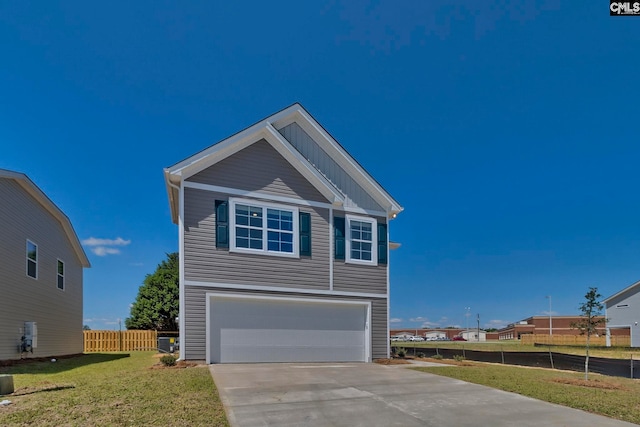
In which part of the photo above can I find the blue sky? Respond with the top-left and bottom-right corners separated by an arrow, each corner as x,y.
1,2 -> 638,331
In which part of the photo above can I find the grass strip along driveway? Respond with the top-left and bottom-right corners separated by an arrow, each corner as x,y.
416,361 -> 640,425
0,352 -> 228,427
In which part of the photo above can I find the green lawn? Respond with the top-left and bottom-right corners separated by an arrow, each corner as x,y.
0,352 -> 229,427
415,362 -> 640,425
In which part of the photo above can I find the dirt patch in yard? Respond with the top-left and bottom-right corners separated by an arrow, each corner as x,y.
0,354 -> 84,367
375,358 -> 411,365
549,377 -> 628,390
149,360 -> 202,369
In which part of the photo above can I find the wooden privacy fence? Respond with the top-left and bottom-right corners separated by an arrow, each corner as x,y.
520,334 -> 630,347
84,330 -> 158,352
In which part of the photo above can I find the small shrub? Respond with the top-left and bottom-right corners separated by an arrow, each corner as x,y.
160,354 -> 177,366
417,352 -> 425,358
431,354 -> 444,360
453,355 -> 466,362
396,348 -> 407,358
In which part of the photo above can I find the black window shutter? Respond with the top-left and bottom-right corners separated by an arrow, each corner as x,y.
299,212 -> 311,256
378,223 -> 388,265
215,200 -> 229,249
334,216 -> 345,260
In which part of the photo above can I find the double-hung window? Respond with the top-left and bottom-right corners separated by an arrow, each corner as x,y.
26,240 -> 38,279
345,214 -> 377,265
229,198 -> 299,257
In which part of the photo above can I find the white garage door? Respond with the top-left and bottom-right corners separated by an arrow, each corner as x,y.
208,295 -> 369,363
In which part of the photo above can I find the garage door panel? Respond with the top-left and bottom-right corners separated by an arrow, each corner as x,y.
210,296 -> 368,363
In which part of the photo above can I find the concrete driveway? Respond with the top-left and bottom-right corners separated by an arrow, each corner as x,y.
210,361 -> 636,427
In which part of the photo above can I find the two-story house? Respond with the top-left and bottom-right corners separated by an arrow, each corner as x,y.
604,280 -> 640,347
164,104 -> 402,363
0,169 -> 90,361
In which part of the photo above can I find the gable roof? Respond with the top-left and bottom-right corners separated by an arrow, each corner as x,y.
603,279 -> 640,304
165,103 -> 403,224
0,169 -> 91,268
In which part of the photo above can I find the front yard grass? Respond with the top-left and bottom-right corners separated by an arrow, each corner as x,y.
0,352 -> 228,427
416,362 -> 640,425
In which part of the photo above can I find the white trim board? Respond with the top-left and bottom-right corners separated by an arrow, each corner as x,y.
185,280 -> 388,299
183,181 -> 389,217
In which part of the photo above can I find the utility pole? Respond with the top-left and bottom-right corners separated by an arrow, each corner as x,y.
546,295 -> 553,337
477,313 -> 480,342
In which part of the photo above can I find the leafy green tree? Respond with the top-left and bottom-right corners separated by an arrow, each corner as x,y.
571,287 -> 606,380
83,324 -> 91,331
126,253 -> 179,331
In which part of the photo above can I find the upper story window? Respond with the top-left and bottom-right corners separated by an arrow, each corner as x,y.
229,198 -> 299,258
345,214 -> 377,266
26,240 -> 38,279
57,259 -> 65,290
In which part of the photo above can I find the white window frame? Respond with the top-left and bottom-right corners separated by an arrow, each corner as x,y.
345,214 -> 377,266
229,197 -> 299,258
26,240 -> 38,279
57,259 -> 65,291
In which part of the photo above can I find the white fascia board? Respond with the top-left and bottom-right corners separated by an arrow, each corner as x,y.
263,123 -> 344,205
164,168 -> 180,225
183,181 -> 389,218
163,116 -> 345,207
0,170 -> 91,268
171,123 -> 270,181
273,108 -> 403,216
166,104 -> 305,179
603,279 -> 640,304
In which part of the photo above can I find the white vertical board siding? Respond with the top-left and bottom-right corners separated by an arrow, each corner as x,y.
278,122 -> 384,212
189,139 -> 329,203
0,179 -> 84,360
209,296 -> 367,363
183,188 -> 331,289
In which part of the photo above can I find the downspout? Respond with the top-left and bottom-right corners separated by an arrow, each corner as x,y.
167,178 -> 186,362
329,207 -> 334,291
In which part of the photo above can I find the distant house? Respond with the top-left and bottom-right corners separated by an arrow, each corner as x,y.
0,169 -> 90,360
164,104 -> 402,363
459,330 -> 487,342
604,280 -> 640,347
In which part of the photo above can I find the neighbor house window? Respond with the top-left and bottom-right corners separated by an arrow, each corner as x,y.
229,198 -> 299,257
57,259 -> 65,290
345,215 -> 377,265
26,240 -> 37,279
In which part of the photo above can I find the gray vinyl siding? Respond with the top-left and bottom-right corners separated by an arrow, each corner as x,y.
371,298 -> 388,358
184,285 -> 389,360
184,187 -> 331,290
278,122 -> 384,212
0,179 -> 84,361
188,139 -> 329,203
332,214 -> 387,294
332,263 -> 387,294
606,287 -> 640,347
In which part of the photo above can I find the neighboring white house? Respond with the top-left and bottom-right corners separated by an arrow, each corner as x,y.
0,169 -> 90,361
164,103 -> 403,363
604,279 -> 640,347
460,330 -> 487,342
